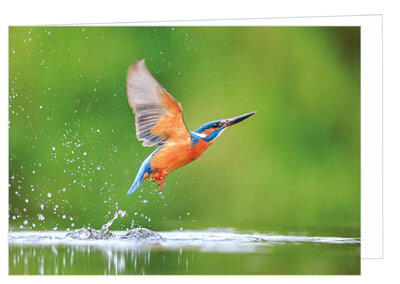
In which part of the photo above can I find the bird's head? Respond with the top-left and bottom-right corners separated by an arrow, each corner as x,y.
193,111 -> 257,143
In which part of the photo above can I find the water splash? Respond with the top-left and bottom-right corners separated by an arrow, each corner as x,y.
123,228 -> 164,241
101,210 -> 126,232
65,210 -> 127,240
66,227 -> 112,240
64,210 -> 163,241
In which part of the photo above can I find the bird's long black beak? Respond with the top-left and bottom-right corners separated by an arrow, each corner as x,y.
225,111 -> 257,127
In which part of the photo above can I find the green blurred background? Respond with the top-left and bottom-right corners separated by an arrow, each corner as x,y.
9,26 -> 360,237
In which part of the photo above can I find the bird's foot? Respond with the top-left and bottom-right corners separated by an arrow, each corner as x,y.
152,170 -> 166,192
158,179 -> 165,192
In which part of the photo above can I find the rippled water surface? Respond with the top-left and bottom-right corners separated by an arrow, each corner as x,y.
9,228 -> 360,275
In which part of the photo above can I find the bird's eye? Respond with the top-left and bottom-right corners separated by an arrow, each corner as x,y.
212,123 -> 220,128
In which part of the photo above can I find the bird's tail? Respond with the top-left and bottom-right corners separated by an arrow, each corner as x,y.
127,147 -> 161,195
127,174 -> 144,195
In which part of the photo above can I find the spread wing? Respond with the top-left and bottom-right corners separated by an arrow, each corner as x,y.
126,59 -> 190,147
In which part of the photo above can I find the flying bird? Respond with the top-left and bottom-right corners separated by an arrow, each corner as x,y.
126,59 -> 256,194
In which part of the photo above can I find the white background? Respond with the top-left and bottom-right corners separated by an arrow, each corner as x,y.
1,0 -> 399,282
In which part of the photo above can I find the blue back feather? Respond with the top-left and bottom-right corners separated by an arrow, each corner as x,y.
127,147 -> 161,195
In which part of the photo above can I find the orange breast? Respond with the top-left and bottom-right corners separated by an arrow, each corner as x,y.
147,137 -> 214,177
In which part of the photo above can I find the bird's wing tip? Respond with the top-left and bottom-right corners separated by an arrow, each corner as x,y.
128,58 -> 146,73
136,58 -> 145,65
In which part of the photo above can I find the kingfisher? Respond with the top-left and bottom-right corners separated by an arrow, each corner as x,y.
126,59 -> 256,194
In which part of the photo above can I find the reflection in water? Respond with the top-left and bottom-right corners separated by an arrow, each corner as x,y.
10,244 -> 196,275
9,229 -> 360,275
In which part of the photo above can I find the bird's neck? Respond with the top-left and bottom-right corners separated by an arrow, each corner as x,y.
189,131 -> 214,158
191,128 -> 225,143
190,130 -> 213,144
